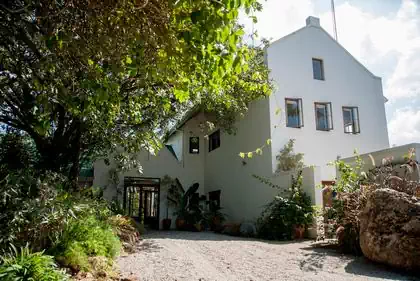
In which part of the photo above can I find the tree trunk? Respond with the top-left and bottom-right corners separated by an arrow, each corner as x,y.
69,124 -> 82,190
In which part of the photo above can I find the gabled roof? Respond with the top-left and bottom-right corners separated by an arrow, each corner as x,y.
164,106 -> 201,142
268,22 -> 381,80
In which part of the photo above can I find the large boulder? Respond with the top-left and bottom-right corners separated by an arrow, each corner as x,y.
359,188 -> 420,270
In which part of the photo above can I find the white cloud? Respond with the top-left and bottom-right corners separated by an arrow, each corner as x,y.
240,0 -> 314,43
318,0 -> 420,102
388,108 -> 420,145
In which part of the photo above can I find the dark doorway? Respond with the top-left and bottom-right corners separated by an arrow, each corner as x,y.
123,177 -> 160,229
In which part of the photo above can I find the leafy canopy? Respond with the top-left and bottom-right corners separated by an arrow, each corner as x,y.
0,0 -> 272,178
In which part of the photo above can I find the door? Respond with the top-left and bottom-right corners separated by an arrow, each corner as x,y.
124,177 -> 160,229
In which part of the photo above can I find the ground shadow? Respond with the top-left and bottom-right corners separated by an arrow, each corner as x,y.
300,245 -> 420,281
345,258 -> 420,281
299,245 -> 351,273
120,239 -> 163,256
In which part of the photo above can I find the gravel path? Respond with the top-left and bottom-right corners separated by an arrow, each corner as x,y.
118,231 -> 419,281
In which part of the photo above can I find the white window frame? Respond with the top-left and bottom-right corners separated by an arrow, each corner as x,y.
343,106 -> 360,134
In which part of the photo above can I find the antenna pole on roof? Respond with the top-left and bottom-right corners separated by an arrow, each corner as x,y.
331,0 -> 338,41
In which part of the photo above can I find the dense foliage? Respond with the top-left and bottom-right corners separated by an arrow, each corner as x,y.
52,215 -> 121,272
0,0 -> 272,182
0,246 -> 68,281
0,168 -> 141,277
0,131 -> 38,176
257,171 -> 314,240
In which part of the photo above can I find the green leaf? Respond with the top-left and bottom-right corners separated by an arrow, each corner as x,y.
266,139 -> 272,145
174,89 -> 189,102
125,56 -> 133,64
247,152 -> 253,158
239,152 -> 245,158
88,59 -> 94,66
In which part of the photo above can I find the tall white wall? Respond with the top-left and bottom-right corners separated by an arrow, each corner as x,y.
267,21 -> 389,181
204,98 -> 284,222
93,113 -> 208,228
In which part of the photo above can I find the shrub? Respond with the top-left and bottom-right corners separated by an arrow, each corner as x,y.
0,132 -> 38,177
0,171 -> 74,253
53,215 -> 121,272
107,215 -> 140,253
0,246 -> 68,281
257,170 -> 314,240
0,169 -> 116,254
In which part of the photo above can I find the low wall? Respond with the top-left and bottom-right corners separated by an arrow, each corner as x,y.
341,143 -> 420,181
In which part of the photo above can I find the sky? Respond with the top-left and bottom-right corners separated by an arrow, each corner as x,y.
241,0 -> 420,146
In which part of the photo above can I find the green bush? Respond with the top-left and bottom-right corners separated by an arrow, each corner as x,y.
256,170 -> 314,240
0,246 -> 68,281
0,169 -> 115,254
0,171 -> 73,253
53,215 -> 121,271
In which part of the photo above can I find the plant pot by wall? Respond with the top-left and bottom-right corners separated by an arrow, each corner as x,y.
175,218 -> 186,230
162,218 -> 172,230
294,225 -> 305,239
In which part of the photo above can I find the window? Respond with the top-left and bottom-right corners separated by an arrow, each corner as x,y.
343,107 -> 360,134
315,102 -> 333,131
312,58 -> 325,80
208,130 -> 220,152
208,190 -> 221,209
189,137 -> 199,154
285,98 -> 304,128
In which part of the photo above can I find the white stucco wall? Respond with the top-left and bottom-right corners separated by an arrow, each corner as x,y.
203,98 -> 279,222
93,113 -> 208,229
267,18 -> 389,181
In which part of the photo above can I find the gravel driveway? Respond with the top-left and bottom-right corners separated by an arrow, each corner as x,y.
118,231 -> 419,281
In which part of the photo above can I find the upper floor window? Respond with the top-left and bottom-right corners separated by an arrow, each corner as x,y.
285,98 -> 303,128
208,130 -> 220,152
312,58 -> 325,80
315,102 -> 333,131
189,137 -> 199,154
343,107 -> 360,134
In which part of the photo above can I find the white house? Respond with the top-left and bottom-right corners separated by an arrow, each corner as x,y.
93,16 -> 390,229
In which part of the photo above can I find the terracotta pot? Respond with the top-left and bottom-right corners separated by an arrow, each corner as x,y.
162,218 -> 172,230
211,216 -> 221,231
175,218 -> 186,230
294,225 -> 305,239
193,223 -> 202,232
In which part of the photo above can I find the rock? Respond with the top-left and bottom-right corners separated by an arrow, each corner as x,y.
335,226 -> 345,245
239,222 -> 257,237
221,223 -> 241,236
359,188 -> 420,270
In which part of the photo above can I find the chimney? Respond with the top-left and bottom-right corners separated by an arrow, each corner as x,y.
306,16 -> 320,27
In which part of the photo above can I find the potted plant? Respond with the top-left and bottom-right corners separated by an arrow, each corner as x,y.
168,181 -> 203,231
203,201 -> 226,231
162,206 -> 172,230
289,171 -> 314,239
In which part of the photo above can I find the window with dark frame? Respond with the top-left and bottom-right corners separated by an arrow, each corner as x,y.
208,130 -> 220,152
312,58 -> 325,80
189,136 -> 199,154
315,102 -> 333,131
208,190 -> 221,209
343,107 -> 360,134
285,98 -> 304,128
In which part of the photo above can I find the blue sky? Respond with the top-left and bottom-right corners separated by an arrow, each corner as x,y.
241,0 -> 420,146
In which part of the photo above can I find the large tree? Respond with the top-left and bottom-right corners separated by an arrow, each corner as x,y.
0,0 -> 272,184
